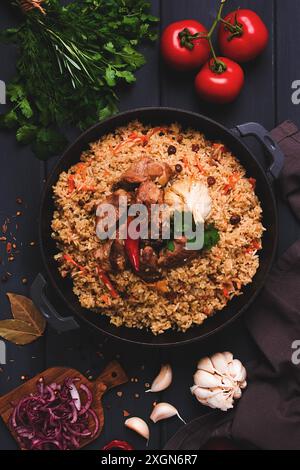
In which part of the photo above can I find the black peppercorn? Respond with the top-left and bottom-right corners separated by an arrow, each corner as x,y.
175,164 -> 183,173
230,215 -> 241,225
168,145 -> 177,155
207,176 -> 216,187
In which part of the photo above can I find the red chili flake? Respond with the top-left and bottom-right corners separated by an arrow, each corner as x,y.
123,410 -> 130,417
249,177 -> 256,189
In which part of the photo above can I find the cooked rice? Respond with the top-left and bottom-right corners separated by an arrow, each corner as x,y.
51,121 -> 264,335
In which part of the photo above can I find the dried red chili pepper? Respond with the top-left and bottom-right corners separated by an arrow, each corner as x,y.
125,218 -> 140,272
97,267 -> 119,299
102,440 -> 134,451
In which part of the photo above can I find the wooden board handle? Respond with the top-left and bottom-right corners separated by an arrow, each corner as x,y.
95,361 -> 128,391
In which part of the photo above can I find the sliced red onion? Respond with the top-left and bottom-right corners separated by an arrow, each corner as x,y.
66,379 -> 81,411
78,384 -> 92,416
10,377 -> 99,450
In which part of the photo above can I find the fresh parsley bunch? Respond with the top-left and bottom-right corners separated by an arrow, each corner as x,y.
0,0 -> 158,159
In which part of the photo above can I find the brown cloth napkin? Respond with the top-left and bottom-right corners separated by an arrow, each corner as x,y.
271,121 -> 300,221
165,121 -> 300,451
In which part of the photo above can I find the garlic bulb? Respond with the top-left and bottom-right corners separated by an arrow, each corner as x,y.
150,402 -> 186,425
164,178 -> 212,225
125,417 -> 150,441
146,364 -> 172,393
191,352 -> 247,412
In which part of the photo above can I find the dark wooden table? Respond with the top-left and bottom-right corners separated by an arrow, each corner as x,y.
0,0 -> 300,450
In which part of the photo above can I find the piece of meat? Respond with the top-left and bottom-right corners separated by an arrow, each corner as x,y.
110,238 -> 127,271
136,180 -> 163,205
158,238 -> 199,269
139,246 -> 162,282
96,189 -> 132,239
95,236 -> 127,273
121,157 -> 173,186
95,240 -> 114,272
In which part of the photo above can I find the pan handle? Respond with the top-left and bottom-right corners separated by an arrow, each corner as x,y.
30,274 -> 80,333
231,122 -> 284,182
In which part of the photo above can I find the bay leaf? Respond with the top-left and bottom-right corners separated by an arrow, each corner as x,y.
0,320 -> 41,345
7,293 -> 46,335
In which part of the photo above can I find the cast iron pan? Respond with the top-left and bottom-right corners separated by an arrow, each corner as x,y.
31,108 -> 284,347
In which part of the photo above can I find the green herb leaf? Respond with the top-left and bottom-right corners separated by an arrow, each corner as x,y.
32,128 -> 67,160
167,241 -> 175,252
16,124 -> 38,144
1,0 -> 158,159
116,70 -> 136,83
105,67 -> 117,87
0,110 -> 18,129
203,224 -> 220,251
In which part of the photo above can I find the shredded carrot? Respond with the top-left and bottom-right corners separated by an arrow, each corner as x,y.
68,175 -> 76,194
63,254 -> 86,272
113,128 -> 166,154
223,173 -> 240,194
213,143 -> 227,153
146,279 -> 169,293
80,185 -> 96,192
245,240 -> 261,254
223,287 -> 230,299
74,162 -> 87,174
196,160 -> 206,175
100,294 -> 112,306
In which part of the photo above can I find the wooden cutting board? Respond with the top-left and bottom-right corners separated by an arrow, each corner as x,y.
0,360 -> 128,450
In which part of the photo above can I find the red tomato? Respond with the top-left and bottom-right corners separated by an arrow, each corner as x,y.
161,20 -> 211,71
218,9 -> 269,63
195,57 -> 244,104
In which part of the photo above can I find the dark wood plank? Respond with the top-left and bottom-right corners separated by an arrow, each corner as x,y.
44,0 -> 163,450
159,0 -> 277,448
0,361 -> 127,450
0,4 -> 46,450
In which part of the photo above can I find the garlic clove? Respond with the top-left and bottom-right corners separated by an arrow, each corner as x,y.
228,359 -> 247,383
223,351 -> 234,364
197,357 -> 215,374
146,364 -> 172,393
191,386 -> 224,401
211,352 -> 230,375
208,392 -> 234,412
194,369 -> 222,388
150,402 -> 186,425
125,417 -> 150,441
233,387 -> 242,399
240,380 -> 247,390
